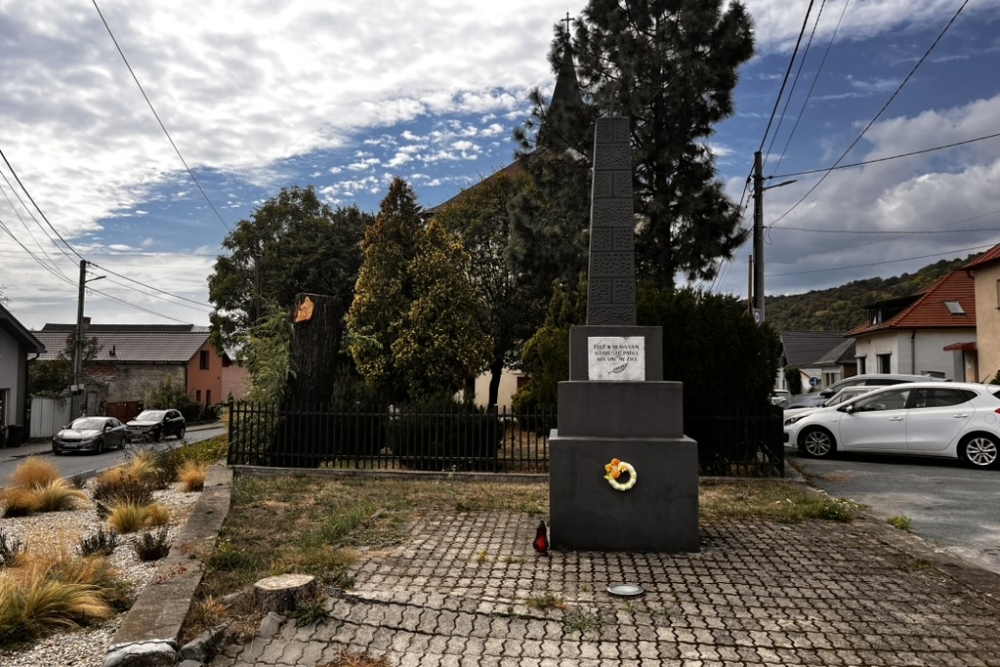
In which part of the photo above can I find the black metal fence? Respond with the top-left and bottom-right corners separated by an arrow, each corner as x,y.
227,399 -> 556,473
687,406 -> 785,477
226,400 -> 783,477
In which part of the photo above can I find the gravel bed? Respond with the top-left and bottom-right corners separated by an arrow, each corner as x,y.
0,480 -> 201,667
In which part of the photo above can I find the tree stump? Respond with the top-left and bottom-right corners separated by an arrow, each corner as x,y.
253,574 -> 319,614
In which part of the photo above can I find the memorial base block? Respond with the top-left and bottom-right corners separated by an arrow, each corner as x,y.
548,433 -> 699,553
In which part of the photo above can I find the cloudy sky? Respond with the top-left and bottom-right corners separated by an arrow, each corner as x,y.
2,0 -> 1000,331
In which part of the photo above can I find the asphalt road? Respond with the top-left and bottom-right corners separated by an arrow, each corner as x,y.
788,446 -> 1000,576
0,426 -> 227,486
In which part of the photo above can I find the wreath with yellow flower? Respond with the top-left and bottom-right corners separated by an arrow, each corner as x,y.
603,458 -> 637,491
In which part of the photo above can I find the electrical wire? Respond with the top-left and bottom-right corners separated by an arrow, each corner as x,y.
757,0 -> 816,154
763,0 -> 827,169
94,263 -> 213,309
770,0 -> 972,228
769,242 -> 995,277
769,131 -> 1000,180
770,0 -> 850,177
91,0 -> 231,232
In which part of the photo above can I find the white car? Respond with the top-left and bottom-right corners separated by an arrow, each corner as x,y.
782,385 -> 879,422
785,381 -> 1000,469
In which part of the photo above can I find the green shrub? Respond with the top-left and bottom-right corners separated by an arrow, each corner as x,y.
388,399 -> 504,471
142,375 -> 200,420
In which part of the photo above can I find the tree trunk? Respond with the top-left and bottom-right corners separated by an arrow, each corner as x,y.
487,357 -> 504,408
253,574 -> 318,614
271,293 -> 342,467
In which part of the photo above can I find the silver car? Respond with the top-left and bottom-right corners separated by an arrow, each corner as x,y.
52,416 -> 128,455
786,382 -> 1000,469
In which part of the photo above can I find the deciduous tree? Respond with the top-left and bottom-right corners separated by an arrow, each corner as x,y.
207,186 -> 370,380
433,170 -> 541,406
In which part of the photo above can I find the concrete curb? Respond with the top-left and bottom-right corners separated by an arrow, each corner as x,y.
104,465 -> 233,667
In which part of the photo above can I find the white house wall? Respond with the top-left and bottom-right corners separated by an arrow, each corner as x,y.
853,328 -> 974,379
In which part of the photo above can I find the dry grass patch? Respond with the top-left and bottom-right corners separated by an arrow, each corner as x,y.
700,479 -> 862,523
0,553 -> 127,645
317,648 -> 392,667
106,502 -> 149,534
31,479 -> 87,513
1,487 -> 40,518
8,457 -> 61,490
178,461 -> 208,492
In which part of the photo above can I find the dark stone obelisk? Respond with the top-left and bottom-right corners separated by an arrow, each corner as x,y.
548,117 -> 699,553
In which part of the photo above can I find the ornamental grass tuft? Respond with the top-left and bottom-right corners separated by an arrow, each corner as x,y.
9,457 -> 61,490
31,479 -> 88,513
177,461 -> 208,492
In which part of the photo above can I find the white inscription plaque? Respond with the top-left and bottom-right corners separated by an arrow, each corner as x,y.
588,336 -> 645,381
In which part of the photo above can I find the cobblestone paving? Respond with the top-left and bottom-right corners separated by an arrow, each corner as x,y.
213,512 -> 1000,666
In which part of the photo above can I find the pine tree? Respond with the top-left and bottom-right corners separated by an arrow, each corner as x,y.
512,0 -> 755,291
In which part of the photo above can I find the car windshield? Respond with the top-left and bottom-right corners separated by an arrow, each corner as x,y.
70,418 -> 106,430
135,410 -> 166,421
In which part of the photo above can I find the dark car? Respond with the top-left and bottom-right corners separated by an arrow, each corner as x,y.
52,416 -> 128,455
127,409 -> 186,442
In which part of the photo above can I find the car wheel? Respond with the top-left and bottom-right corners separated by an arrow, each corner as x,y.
961,434 -> 999,469
96,438 -> 105,455
52,445 -> 61,455
800,427 -> 836,458
153,428 -> 162,442
177,425 -> 186,440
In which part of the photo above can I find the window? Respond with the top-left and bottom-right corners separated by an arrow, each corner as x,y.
854,388 -> 911,412
196,390 -> 201,403
996,279 -> 1000,309
857,357 -> 866,374
200,350 -> 210,370
912,388 -> 973,409
944,301 -> 965,315
877,353 -> 891,373
206,390 -> 212,406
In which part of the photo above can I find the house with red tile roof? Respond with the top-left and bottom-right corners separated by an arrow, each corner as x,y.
846,271 -> 976,380
32,322 -> 248,419
959,244 -> 1000,383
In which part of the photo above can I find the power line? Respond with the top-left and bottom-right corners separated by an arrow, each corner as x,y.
770,0 -> 972,228
764,0 -> 828,169
773,225 -> 1000,235
768,131 -> 1000,180
770,0 -> 851,177
0,147 -> 86,262
91,0 -> 231,233
93,262 -> 213,310
769,242 -> 994,277
757,0 -> 816,154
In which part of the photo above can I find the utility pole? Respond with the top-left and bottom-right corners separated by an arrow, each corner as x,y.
71,260 -> 104,420
751,152 -> 797,326
752,151 -> 765,324
72,260 -> 87,420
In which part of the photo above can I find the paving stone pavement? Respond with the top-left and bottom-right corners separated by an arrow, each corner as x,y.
212,511 -> 1000,666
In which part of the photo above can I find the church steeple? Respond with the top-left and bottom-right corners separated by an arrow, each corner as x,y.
537,15 -> 584,151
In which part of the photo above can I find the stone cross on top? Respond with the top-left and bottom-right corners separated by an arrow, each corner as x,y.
587,117 -> 636,326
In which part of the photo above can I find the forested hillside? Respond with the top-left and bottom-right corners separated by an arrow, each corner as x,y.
764,256 -> 975,332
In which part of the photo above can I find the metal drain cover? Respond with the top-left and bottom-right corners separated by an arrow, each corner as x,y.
607,583 -> 644,597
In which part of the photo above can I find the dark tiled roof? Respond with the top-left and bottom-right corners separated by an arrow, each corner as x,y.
780,331 -> 848,367
425,160 -> 526,216
847,271 -> 975,336
33,324 -> 209,363
0,303 -> 44,354
963,243 -> 1000,271
814,338 -> 856,366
